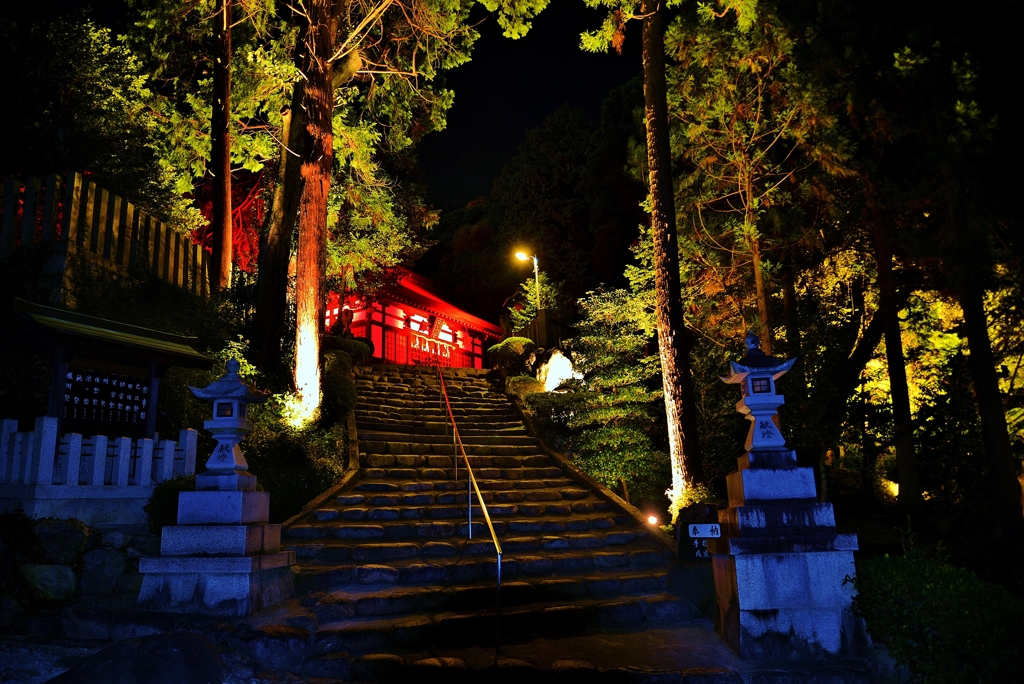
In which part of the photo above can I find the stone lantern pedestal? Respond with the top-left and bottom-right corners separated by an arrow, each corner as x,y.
710,334 -> 861,659
137,359 -> 294,616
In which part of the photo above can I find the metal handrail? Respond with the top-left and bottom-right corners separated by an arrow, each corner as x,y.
432,357 -> 503,655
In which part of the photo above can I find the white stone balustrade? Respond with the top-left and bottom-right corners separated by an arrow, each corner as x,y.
0,416 -> 197,525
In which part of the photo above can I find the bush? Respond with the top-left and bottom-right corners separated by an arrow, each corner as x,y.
143,475 -> 196,533
321,350 -> 358,425
488,337 -> 536,375
323,336 -> 372,365
852,546 -> 1024,682
506,374 -> 544,400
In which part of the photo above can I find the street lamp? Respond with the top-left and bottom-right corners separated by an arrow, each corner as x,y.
515,251 -> 541,311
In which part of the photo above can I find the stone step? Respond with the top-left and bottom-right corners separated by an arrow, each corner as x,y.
330,479 -> 588,504
289,511 -> 638,541
298,593 -> 690,654
356,422 -> 528,437
296,570 -> 669,620
357,454 -> 553,469
357,392 -> 510,405
289,528 -> 651,562
356,462 -> 564,480
292,549 -> 671,593
361,444 -> 542,457
360,432 -> 535,447
286,510 -> 633,541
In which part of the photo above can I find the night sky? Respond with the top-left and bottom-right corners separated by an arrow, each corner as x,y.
417,3 -> 643,209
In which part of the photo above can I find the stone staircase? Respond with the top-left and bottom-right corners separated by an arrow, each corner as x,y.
272,364 -> 692,673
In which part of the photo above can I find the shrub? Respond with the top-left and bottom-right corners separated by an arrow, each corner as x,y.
851,546 -> 1024,682
506,374 -> 544,400
323,336 -> 372,365
487,337 -> 536,375
321,350 -> 358,425
143,475 -> 196,533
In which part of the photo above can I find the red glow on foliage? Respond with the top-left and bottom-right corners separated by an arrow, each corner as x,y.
191,170 -> 265,273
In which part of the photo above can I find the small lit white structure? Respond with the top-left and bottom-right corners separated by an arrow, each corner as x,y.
721,334 -> 795,451
138,359 -> 294,616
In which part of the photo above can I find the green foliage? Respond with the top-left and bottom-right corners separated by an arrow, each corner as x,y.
0,9 -> 194,227
852,545 -> 1024,681
487,337 -> 536,375
506,374 -> 545,401
144,475 -> 196,533
506,272 -> 566,331
320,350 -> 358,426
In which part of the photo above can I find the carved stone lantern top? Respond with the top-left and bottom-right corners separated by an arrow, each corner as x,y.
721,332 -> 795,452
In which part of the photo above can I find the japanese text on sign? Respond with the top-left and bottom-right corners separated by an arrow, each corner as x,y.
688,523 -> 721,538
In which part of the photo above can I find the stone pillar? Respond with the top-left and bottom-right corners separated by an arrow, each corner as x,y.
710,333 -> 861,659
137,359 -> 294,616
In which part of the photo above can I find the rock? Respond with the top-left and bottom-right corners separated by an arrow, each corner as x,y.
352,653 -> 406,683
247,669 -> 305,683
34,519 -> 93,565
229,624 -> 311,671
411,657 -> 468,672
47,631 -> 226,684
479,657 -> 541,684
20,564 -> 77,600
114,572 -> 144,595
80,548 -> 127,595
132,533 -> 162,557
301,652 -> 353,680
0,592 -> 28,627
103,531 -> 132,549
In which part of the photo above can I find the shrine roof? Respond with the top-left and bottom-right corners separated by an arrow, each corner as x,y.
384,272 -> 503,337
6,299 -> 214,370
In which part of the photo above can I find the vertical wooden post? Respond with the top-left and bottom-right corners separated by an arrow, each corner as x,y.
162,223 -> 172,282
155,439 -> 176,481
61,173 -> 84,245
20,176 -> 41,247
80,180 -> 97,250
41,174 -> 60,242
200,249 -> 210,298
120,201 -> 134,268
92,188 -> 109,257
151,221 -> 163,278
0,178 -> 22,253
27,417 -> 58,485
107,194 -> 122,262
172,232 -> 183,286
181,235 -> 192,290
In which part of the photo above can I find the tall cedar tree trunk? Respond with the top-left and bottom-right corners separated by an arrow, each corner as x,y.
751,237 -> 772,354
781,260 -> 819,486
946,179 -> 1024,546
870,210 -> 921,519
254,77 -> 304,369
294,0 -> 336,414
210,0 -> 233,292
641,0 -> 704,496
254,46 -> 361,370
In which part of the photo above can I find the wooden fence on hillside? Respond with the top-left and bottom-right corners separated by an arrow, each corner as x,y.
0,173 -> 209,297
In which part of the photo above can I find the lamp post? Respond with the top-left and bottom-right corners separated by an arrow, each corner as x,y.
515,251 -> 541,311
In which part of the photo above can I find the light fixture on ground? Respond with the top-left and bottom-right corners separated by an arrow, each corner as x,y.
515,250 -> 541,311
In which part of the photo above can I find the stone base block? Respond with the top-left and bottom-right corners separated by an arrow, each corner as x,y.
160,523 -> 281,556
0,484 -> 154,526
136,552 -> 294,616
726,468 -> 817,507
177,490 -> 269,525
712,550 -> 859,659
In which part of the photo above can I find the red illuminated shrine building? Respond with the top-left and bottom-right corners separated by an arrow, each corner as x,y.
324,271 -> 503,369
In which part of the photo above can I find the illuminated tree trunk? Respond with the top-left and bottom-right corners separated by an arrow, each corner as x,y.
210,0 -> 233,292
869,211 -> 921,519
254,79 -> 304,369
641,0 -> 704,506
294,0 -> 335,420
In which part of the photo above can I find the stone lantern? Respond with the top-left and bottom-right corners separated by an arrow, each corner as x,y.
189,357 -> 265,490
137,359 -> 294,616
709,333 -> 864,659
